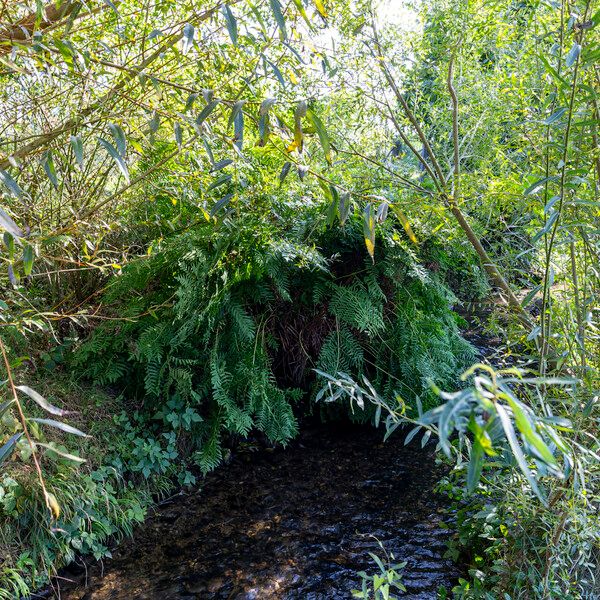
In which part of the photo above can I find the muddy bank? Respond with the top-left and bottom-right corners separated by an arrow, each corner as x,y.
40,422 -> 458,599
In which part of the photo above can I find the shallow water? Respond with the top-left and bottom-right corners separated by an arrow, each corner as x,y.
41,423 -> 458,599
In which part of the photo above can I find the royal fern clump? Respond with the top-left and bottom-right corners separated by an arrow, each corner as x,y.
73,211 -> 475,471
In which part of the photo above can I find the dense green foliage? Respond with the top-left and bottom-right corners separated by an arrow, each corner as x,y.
73,209 -> 475,471
0,0 -> 598,597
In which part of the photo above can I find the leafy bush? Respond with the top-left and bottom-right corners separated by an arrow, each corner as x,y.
73,211 -> 476,471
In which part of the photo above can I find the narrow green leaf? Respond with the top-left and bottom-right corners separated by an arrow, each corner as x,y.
258,98 -> 275,146
496,402 -> 545,503
306,109 -> 331,163
524,176 -> 558,196
502,393 -> 557,467
108,123 -> 127,155
196,99 -> 220,126
565,43 -> 581,67
532,211 -> 559,243
228,100 -> 246,128
98,138 -> 130,182
363,202 -> 375,261
269,0 -> 287,39
22,244 -> 34,276
210,159 -> 233,172
222,5 -> 238,46
36,442 -> 86,463
0,400 -> 14,419
148,111 -> 160,134
520,284 -> 542,308
184,92 -> 199,112
3,232 -> 14,258
210,193 -> 234,217
0,170 -> 23,199
543,107 -> 567,125
233,106 -> 244,151
266,58 -> 286,88
338,191 -> 351,225
70,135 -> 84,168
292,0 -> 312,27
326,197 -> 338,227
174,123 -> 183,149
0,432 -> 22,465
279,161 -> 291,183
404,425 -> 421,446
42,151 -> 59,190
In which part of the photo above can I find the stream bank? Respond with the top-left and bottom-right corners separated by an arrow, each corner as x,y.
40,422 -> 459,599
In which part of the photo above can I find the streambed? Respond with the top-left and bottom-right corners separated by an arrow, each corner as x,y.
41,422 -> 458,599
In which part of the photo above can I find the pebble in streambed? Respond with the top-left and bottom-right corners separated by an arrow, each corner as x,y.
43,423 -> 458,599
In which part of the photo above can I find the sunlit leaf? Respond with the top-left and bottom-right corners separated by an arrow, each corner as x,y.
36,442 -> 86,464
390,205 -> 418,244
45,491 -> 61,519
315,0 -> 328,18
16,385 -> 71,417
0,208 -> 22,238
501,390 -> 557,467
495,402 -> 545,504
288,100 -> 306,153
30,418 -> 89,438
292,0 -> 312,27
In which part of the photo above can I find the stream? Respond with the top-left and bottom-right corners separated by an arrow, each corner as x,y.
40,422 -> 460,599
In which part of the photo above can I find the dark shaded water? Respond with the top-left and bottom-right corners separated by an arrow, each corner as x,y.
43,423 -> 458,599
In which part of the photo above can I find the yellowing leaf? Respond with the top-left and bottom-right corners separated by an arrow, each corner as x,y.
391,205 -> 418,244
289,100 -> 307,153
315,0 -> 328,18
45,491 -> 61,519
363,203 -> 376,261
289,70 -> 298,85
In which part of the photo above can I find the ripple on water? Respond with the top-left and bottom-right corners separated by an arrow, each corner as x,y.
42,423 -> 459,599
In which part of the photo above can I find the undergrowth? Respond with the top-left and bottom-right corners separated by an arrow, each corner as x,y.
0,375 -> 182,597
73,212 -> 476,473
